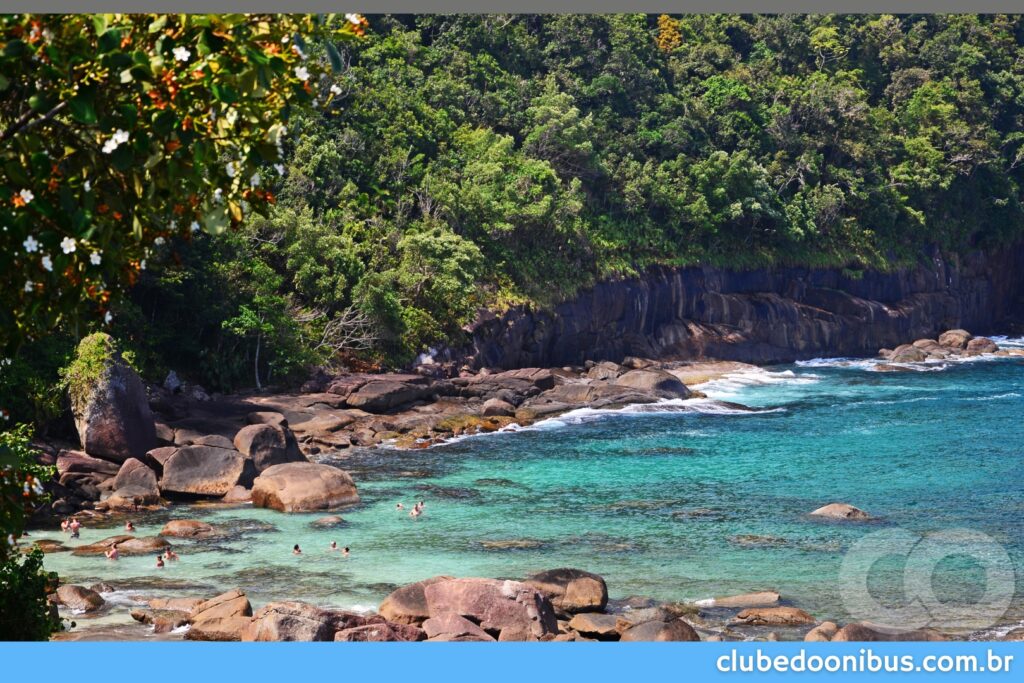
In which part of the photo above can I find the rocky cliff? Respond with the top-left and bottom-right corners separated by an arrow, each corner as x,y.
459,245 -> 1024,368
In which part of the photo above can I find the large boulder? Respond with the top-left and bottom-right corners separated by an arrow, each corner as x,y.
71,535 -> 134,556
379,576 -> 453,625
242,601 -> 338,642
421,613 -> 496,642
345,380 -> 432,412
233,423 -> 306,473
68,336 -> 157,463
115,536 -> 171,556
251,462 -> 360,512
185,617 -> 252,641
567,612 -> 620,640
159,445 -> 255,497
524,568 -> 608,615
889,344 -> 928,363
481,398 -> 515,417
966,337 -> 998,356
192,589 -> 252,623
112,458 -> 159,498
619,619 -> 700,642
56,450 -> 120,477
938,329 -> 973,350
56,584 -> 105,612
612,369 -> 691,399
696,591 -> 780,608
159,520 -> 217,538
335,622 -> 425,642
831,622 -> 948,642
422,578 -> 558,641
810,502 -> 870,520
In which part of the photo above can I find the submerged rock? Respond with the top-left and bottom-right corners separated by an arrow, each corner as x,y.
831,622 -> 948,642
731,607 -> 816,626
810,502 -> 870,520
697,591 -> 780,608
159,520 -> 217,538
56,585 -> 105,613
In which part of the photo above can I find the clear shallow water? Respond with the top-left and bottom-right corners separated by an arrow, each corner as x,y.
39,342 -> 1024,635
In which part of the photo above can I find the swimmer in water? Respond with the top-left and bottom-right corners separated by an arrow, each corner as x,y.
330,541 -> 338,551
293,544 -> 302,555
105,545 -> 119,560
396,503 -> 404,510
343,546 -> 350,557
125,521 -> 135,532
156,554 -> 164,568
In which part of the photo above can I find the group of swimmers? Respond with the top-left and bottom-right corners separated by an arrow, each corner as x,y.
59,517 -> 81,538
293,542 -> 350,557
155,547 -> 179,567
397,500 -> 426,518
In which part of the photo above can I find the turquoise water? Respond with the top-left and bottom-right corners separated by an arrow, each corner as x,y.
39,341 -> 1024,635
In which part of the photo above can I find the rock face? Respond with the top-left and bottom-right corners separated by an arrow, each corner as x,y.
185,617 -> 251,642
422,613 -> 496,642
938,329 -> 973,349
731,607 -> 816,626
56,585 -> 105,612
72,358 -> 157,462
191,589 -> 252,623
422,578 -> 559,641
831,623 -> 948,642
612,369 -> 691,399
457,245 -> 1024,368
379,576 -> 453,625
233,423 -> 307,472
251,462 -> 359,512
242,601 -> 338,642
619,619 -> 700,642
111,458 -> 160,502
159,445 -> 255,497
810,503 -> 870,520
524,568 -> 608,615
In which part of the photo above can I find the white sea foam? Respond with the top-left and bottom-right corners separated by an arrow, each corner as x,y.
796,336 -> 1024,372
694,366 -> 821,401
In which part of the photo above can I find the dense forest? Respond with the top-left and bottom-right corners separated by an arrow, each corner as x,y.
8,13 -> 1024,422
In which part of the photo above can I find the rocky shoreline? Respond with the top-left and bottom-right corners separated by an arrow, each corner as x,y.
26,328 -> 1024,642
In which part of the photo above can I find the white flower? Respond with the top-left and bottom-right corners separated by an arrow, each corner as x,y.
154,236 -> 166,246
60,236 -> 76,254
41,255 -> 52,272
225,108 -> 238,126
281,34 -> 290,43
213,188 -> 223,204
172,46 -> 191,62
24,280 -> 33,293
330,84 -> 343,96
90,251 -> 102,266
19,189 -> 34,204
104,311 -> 113,324
84,180 -> 91,192
294,66 -> 309,81
274,164 -> 286,176
225,162 -> 237,179
346,13 -> 362,25
292,44 -> 306,60
23,235 -> 39,253
102,129 -> 130,154
250,173 -> 261,188
139,259 -> 146,271
190,221 -> 201,233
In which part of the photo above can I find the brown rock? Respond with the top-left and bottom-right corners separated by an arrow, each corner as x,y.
144,446 -> 178,475
71,535 -> 133,556
56,584 -> 105,612
423,578 -> 559,641
71,351 -> 157,463
251,462 -> 359,512
831,623 -> 948,642
115,536 -> 171,556
192,589 -> 253,623
810,502 -> 870,520
159,445 -> 255,497
481,398 -> 515,417
222,486 -> 252,503
619,619 -> 700,642
889,344 -> 928,363
335,623 -> 425,642
966,337 -> 998,355
233,423 -> 306,472
698,591 -> 780,608
524,568 -> 608,615
246,411 -> 288,428
159,520 -> 216,538
56,450 -> 121,477
567,612 -> 620,640
805,621 -> 839,642
131,608 -> 191,633
938,329 -> 973,349
242,601 -> 337,641
612,368 -> 691,399
30,539 -> 68,554
421,613 -> 496,641
185,616 -> 252,641
379,576 -> 453,625
112,458 -> 159,494
192,434 -> 235,450
732,607 -> 816,626
147,597 -> 204,612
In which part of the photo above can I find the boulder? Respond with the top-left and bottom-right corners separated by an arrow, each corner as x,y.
242,601 -> 337,641
131,608 -> 191,633
147,597 -> 204,612
612,369 -> 691,399
831,622 -> 948,642
1001,628 -> 1024,642
586,361 -> 622,381
335,622 -> 425,642
810,502 -> 870,520
56,450 -> 120,477
938,329 -> 973,350
619,619 -> 700,642
481,398 -> 515,417
30,539 -> 68,554
421,613 -> 495,642
732,607 -> 816,626
71,349 -> 157,463
310,515 -> 346,528
889,344 -> 928,363
144,446 -> 178,475
345,380 -> 432,412
185,616 -> 252,641
71,535 -> 134,556
423,578 -> 559,641
966,337 -> 998,355
696,591 -> 780,608
192,589 -> 252,623
524,568 -> 608,615
159,445 -> 255,497
56,584 -> 105,612
112,458 -> 159,496
233,423 -> 306,472
379,576 -> 453,625
115,536 -> 171,556
251,462 -> 359,512
192,434 -> 235,450
805,621 -> 839,642
159,520 -> 216,538
222,486 -> 252,503
567,612 -> 620,640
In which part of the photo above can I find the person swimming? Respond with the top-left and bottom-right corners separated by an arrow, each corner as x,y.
125,521 -> 135,532
293,544 -> 302,555
396,503 -> 404,510
409,506 -> 421,518
60,519 -> 69,533
105,545 -> 119,560
164,549 -> 179,561
156,554 -> 164,568
69,518 -> 80,538
330,541 -> 338,550
343,546 -> 350,557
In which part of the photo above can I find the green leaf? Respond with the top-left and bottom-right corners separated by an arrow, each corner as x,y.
148,15 -> 168,33
98,29 -> 122,54
69,95 -> 98,125
0,74 -> 9,92
325,42 -> 344,72
132,214 -> 143,240
203,206 -> 230,235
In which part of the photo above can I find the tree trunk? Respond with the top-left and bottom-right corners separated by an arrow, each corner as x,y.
254,331 -> 262,391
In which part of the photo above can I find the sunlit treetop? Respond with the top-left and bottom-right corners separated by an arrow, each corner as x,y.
0,13 -> 366,354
